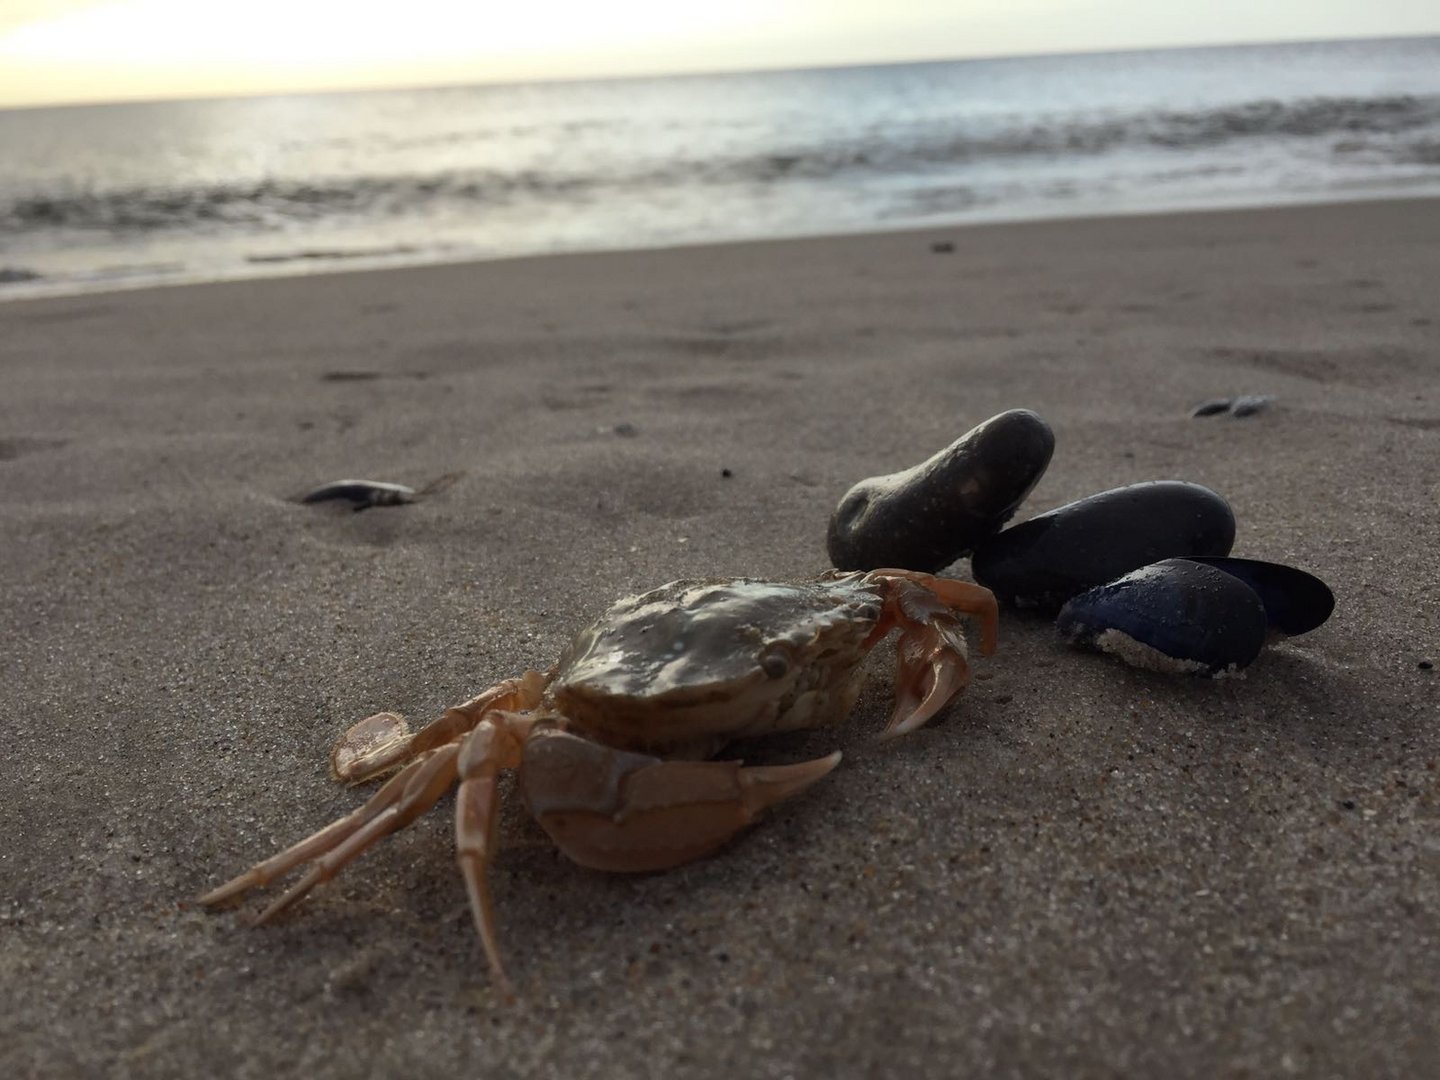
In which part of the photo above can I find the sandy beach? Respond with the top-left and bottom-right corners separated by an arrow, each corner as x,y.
3,198 -> 1437,1077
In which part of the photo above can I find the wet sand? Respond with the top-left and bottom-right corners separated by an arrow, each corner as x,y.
2,198 -> 1437,1077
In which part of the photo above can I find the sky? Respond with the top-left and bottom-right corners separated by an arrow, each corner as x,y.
0,0 -> 1437,109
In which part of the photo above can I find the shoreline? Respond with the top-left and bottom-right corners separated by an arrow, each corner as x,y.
5,189 -> 1440,305
4,195 -> 1437,1077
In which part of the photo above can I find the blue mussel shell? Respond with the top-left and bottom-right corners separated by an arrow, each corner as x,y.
1057,558 -> 1268,676
1181,556 -> 1334,638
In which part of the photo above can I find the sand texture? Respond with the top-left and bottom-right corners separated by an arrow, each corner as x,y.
3,199 -> 1438,1078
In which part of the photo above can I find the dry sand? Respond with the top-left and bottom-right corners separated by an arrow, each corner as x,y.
2,198 -> 1437,1078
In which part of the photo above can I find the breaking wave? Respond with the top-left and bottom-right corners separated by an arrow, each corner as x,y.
5,94 -> 1437,237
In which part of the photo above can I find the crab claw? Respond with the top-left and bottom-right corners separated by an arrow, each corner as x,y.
517,728 -> 841,873
885,619 -> 972,738
862,570 -> 998,739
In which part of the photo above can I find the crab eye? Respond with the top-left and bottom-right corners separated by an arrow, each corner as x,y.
758,646 -> 791,680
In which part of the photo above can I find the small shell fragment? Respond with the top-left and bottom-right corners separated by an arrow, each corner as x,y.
1190,398 -> 1233,418
1229,395 -> 1274,417
1190,395 -> 1275,418
299,479 -> 417,510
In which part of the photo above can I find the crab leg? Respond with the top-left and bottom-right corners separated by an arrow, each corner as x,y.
453,722 -> 836,990
864,571 -> 999,738
451,714 -> 546,992
898,572 -> 1000,657
868,568 -> 999,656
330,671 -> 547,784
198,743 -> 461,911
517,728 -> 841,874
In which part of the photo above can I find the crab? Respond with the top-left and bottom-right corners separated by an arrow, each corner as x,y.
199,568 -> 998,990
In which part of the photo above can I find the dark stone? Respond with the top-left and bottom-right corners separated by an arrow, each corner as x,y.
1056,558 -> 1267,676
1180,556 -> 1333,637
971,481 -> 1235,610
827,409 -> 1055,573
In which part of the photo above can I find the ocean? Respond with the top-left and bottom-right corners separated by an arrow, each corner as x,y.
2,35 -> 1439,299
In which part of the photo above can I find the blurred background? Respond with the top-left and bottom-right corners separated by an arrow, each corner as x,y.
2,1 -> 1438,296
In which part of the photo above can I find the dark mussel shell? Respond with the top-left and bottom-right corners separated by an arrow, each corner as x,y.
1190,398 -> 1234,418
1057,558 -> 1267,676
971,481 -> 1235,611
827,409 -> 1054,573
1189,395 -> 1275,418
1180,557 -> 1334,637
299,479 -> 417,510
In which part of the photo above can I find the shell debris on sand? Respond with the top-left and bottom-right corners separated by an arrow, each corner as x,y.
1189,395 -> 1276,418
825,409 -> 1332,681
298,479 -> 417,510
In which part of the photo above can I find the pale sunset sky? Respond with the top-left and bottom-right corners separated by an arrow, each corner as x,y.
0,0 -> 1436,109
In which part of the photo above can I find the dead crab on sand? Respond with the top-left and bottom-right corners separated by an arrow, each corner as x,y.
200,568 -> 999,989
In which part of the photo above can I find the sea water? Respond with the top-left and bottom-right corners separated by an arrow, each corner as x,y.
2,36 -> 1438,297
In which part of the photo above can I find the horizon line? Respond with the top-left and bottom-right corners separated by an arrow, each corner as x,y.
2,29 -> 1435,114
